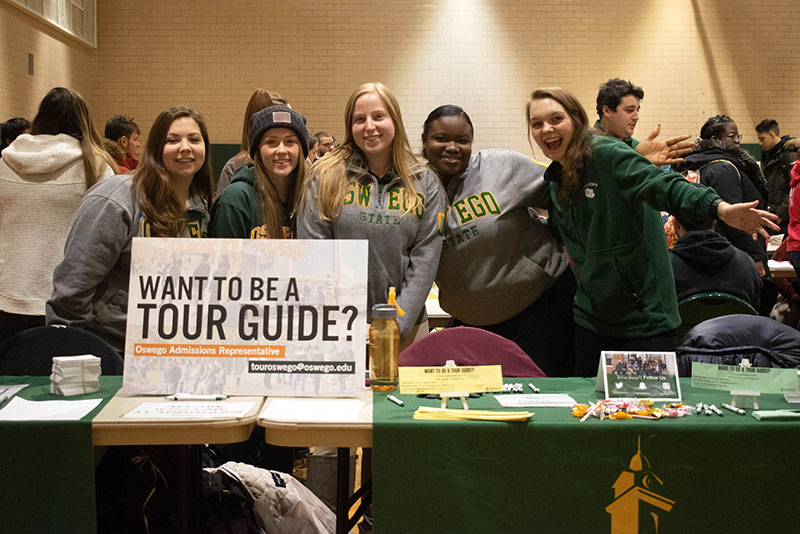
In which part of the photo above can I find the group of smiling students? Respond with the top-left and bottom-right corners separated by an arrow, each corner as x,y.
36,83 -> 779,377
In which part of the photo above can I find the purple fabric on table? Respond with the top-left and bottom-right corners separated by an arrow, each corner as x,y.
399,326 -> 547,377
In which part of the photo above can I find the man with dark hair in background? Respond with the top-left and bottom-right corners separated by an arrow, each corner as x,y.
594,78 -> 694,166
104,115 -> 140,173
595,78 -> 645,147
755,119 -> 799,235
314,131 -> 336,157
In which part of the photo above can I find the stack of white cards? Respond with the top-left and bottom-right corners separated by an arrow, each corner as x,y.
50,355 -> 101,396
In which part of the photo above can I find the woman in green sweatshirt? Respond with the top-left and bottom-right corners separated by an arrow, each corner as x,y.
210,105 -> 309,239
526,87 -> 779,375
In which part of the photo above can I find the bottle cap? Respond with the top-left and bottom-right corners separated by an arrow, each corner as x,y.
372,304 -> 397,318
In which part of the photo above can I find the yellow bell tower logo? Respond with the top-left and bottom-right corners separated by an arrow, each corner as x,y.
606,436 -> 675,534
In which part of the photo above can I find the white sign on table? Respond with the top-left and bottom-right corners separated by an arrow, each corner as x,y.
122,238 -> 367,396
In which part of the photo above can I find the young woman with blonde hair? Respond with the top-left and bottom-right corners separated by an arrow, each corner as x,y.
47,106 -> 212,351
0,87 -> 115,341
211,105 -> 309,239
298,82 -> 445,348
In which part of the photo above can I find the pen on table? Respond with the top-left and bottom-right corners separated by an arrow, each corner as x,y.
387,394 -> 404,407
165,394 -> 229,401
721,402 -> 746,415
580,400 -> 601,422
528,383 -> 540,393
709,404 -> 723,417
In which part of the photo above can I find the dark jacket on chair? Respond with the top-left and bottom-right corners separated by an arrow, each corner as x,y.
676,314 -> 800,376
671,230 -> 762,309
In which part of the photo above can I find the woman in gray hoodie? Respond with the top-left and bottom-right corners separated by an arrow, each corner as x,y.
422,105 -> 576,376
47,106 -> 212,352
298,82 -> 445,349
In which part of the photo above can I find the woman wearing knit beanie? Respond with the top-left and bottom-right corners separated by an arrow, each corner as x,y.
210,105 -> 309,239
297,82 -> 445,350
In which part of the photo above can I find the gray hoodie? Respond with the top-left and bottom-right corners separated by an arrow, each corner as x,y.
297,154 -> 445,340
46,174 -> 209,351
436,149 -> 569,325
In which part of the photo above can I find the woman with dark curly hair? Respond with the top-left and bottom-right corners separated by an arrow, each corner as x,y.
675,115 -> 770,276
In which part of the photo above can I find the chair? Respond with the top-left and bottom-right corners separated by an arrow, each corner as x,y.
399,326 -> 547,377
0,325 -> 124,376
676,292 -> 757,340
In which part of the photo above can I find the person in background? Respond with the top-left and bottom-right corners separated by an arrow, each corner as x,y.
755,118 -> 799,235
787,160 -> 800,282
421,104 -> 576,376
306,134 -> 320,167
104,115 -> 141,173
47,106 -> 212,351
0,117 -> 31,157
210,106 -> 309,239
676,115 -> 770,276
526,87 -> 778,375
298,82 -> 445,349
0,88 -> 114,342
594,78 -> 694,165
670,215 -> 762,309
314,130 -> 337,157
765,237 -> 800,327
215,88 -> 278,200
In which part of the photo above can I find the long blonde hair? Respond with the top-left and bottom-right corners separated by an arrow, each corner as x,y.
30,87 -> 117,187
526,87 -> 593,206
254,149 -> 307,238
303,82 -> 423,220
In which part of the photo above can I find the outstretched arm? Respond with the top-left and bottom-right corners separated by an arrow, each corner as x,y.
717,200 -> 780,240
636,124 -> 695,166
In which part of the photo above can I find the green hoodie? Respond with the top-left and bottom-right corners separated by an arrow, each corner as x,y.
210,163 -> 293,238
544,135 -> 719,338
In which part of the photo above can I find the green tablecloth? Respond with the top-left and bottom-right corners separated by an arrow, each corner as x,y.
373,377 -> 800,533
0,376 -> 121,534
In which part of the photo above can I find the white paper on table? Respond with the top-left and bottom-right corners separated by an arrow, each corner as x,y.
0,397 -> 102,421
261,398 -> 365,423
493,393 -> 577,408
123,401 -> 257,420
768,259 -> 794,272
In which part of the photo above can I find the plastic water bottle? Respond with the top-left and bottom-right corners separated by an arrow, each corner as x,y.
369,304 -> 399,391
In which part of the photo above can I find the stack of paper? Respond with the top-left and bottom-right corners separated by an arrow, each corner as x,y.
50,355 -> 101,396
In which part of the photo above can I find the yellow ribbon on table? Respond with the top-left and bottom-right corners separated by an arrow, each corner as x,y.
413,406 -> 533,422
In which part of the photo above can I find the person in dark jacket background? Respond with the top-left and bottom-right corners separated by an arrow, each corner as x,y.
675,115 -> 770,277
670,214 -> 762,309
755,118 -> 799,236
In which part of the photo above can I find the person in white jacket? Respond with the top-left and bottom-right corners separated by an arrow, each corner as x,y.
0,87 -> 114,342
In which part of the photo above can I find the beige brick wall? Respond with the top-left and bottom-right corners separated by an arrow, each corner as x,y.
0,2 -> 95,124
4,0 -> 799,162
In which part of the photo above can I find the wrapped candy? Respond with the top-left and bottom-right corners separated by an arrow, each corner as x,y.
571,399 -> 694,421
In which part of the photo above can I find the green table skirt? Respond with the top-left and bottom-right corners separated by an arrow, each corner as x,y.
373,377 -> 800,533
0,376 -> 121,534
